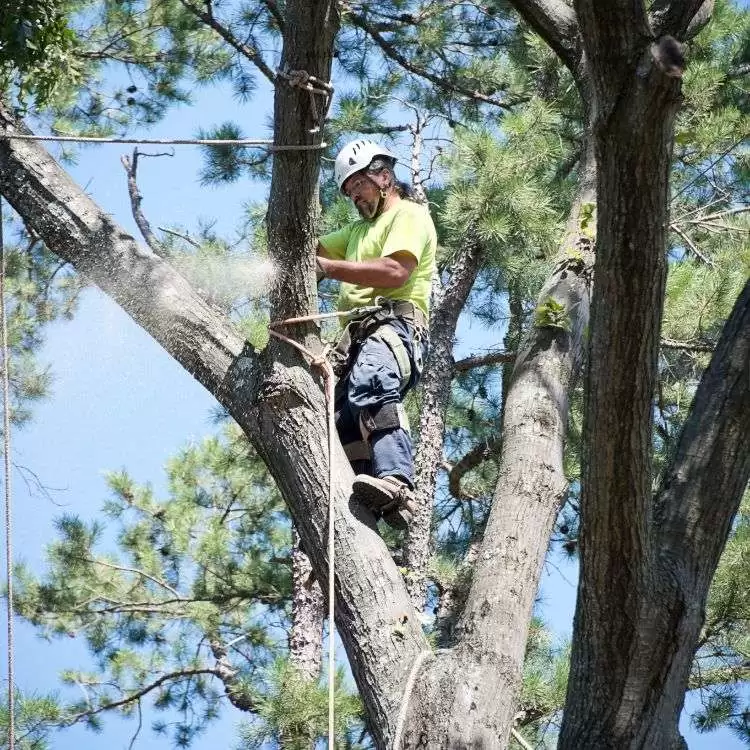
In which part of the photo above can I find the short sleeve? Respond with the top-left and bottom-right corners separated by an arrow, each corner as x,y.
318,225 -> 352,261
380,207 -> 428,264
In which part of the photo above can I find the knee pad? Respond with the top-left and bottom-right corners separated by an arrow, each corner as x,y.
359,402 -> 410,441
342,439 -> 370,462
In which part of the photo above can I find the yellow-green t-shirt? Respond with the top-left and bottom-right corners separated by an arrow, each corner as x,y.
318,200 -> 437,316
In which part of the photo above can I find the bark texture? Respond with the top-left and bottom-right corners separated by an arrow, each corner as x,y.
558,2 -> 745,749
406,239 -> 484,608
401,159 -> 597,746
2,0 -> 748,747
289,528 -> 325,680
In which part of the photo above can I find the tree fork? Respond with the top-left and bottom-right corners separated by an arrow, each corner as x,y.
400,141 -> 596,748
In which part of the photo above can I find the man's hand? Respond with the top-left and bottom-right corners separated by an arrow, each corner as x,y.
315,251 -> 416,289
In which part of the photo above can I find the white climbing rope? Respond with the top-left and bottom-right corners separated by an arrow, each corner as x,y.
324,350 -> 336,750
392,648 -> 438,749
0,198 -> 15,750
391,647 -> 532,750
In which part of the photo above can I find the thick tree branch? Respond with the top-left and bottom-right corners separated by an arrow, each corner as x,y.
404,138 -> 597,747
505,0 -> 582,73
65,668 -> 231,723
0,106 -> 246,398
448,435 -> 502,501
657,275 -> 750,568
407,239 -> 484,607
650,0 -> 714,39
454,350 -> 515,373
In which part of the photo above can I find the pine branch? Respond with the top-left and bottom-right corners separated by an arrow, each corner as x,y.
661,338 -> 714,353
356,124 -> 412,134
346,12 -> 520,110
669,222 -> 714,266
157,226 -> 201,248
448,436 -> 502,500
177,0 -> 277,84
689,659 -> 750,690
454,350 -> 516,373
85,557 -> 183,599
64,668 -> 223,723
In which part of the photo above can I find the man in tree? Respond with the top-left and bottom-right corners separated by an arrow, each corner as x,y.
316,139 -> 437,529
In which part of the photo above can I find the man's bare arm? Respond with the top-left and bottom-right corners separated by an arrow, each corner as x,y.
316,249 -> 417,289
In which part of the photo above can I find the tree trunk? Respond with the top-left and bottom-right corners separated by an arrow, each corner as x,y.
400,140 -> 597,748
406,239 -> 484,608
0,5 -> 432,744
558,2 -> 737,747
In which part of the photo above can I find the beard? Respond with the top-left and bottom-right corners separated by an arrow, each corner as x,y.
355,197 -> 378,219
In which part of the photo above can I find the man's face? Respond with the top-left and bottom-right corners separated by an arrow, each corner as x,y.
343,172 -> 380,219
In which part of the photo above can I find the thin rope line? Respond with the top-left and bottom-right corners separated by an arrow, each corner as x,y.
392,649 -> 437,749
269,303 -> 382,329
325,351 -> 335,750
0,198 -> 15,750
0,133 -> 325,150
390,647 -> 532,749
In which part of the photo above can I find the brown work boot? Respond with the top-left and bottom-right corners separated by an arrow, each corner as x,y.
352,475 -> 416,530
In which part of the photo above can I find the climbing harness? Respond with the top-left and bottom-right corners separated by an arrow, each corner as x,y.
0,198 -> 15,750
327,298 -> 428,384
275,68 -> 334,133
266,324 -> 337,750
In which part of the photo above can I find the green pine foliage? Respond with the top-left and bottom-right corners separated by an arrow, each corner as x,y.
0,692 -> 63,750
3,0 -> 749,745
0,0 -> 82,108
237,661 -> 365,750
691,491 -> 750,742
12,423 -> 362,746
0,227 -> 84,428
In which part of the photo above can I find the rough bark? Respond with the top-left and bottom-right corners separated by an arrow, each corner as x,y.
558,2 -> 735,748
400,139 -> 597,747
2,0 -> 747,747
0,4 -> 431,746
289,528 -> 324,681
406,239 -> 484,609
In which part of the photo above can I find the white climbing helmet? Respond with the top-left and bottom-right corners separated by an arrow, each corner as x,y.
333,139 -> 397,192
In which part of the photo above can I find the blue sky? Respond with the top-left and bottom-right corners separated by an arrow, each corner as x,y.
1,63 -> 745,750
